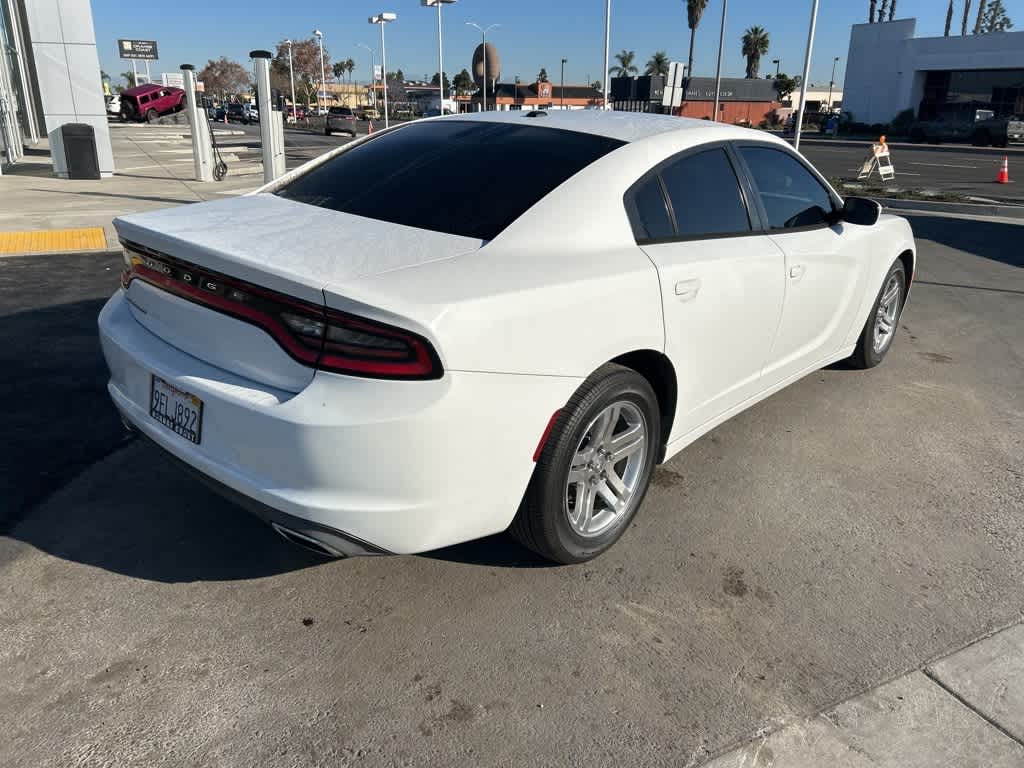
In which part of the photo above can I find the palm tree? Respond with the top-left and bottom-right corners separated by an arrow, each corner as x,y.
962,0 -> 972,34
741,26 -> 770,79
609,50 -> 638,78
945,0 -> 954,35
974,0 -> 989,33
686,0 -> 709,78
645,51 -> 670,77
869,0 -> 876,23
345,58 -> 356,83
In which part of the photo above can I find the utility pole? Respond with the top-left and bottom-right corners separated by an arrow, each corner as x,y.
560,58 -> 567,109
794,0 -> 820,152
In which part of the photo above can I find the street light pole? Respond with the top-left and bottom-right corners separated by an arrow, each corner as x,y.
357,43 -> 376,108
284,40 -> 296,121
422,1 -> 456,110
465,22 -> 499,112
369,13 -> 397,128
602,0 -> 611,109
793,0 -> 820,152
712,0 -> 728,122
827,56 -> 840,110
313,29 -> 326,114
772,58 -> 780,78
560,58 -> 567,109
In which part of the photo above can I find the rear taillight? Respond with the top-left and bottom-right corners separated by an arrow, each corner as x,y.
121,242 -> 442,380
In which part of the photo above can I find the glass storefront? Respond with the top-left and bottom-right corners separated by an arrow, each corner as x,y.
920,69 -> 1024,119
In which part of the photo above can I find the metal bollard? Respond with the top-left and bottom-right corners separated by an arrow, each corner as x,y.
180,64 -> 213,182
251,50 -> 286,184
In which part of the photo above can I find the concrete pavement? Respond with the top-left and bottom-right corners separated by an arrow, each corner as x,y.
1,212 -> 1021,766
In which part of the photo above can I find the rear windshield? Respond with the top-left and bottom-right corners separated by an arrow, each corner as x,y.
275,120 -> 625,240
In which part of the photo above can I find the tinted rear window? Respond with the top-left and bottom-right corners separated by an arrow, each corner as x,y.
275,121 -> 625,240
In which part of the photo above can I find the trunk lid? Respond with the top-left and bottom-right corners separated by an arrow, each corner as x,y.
114,194 -> 481,391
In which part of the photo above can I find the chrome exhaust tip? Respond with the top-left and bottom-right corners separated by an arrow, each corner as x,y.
271,522 -> 345,558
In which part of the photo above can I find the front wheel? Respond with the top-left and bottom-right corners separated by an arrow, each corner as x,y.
849,259 -> 907,369
510,364 -> 660,564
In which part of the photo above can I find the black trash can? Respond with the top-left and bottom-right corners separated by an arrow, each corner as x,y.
60,123 -> 101,180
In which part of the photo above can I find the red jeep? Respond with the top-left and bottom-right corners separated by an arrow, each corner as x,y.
119,84 -> 186,122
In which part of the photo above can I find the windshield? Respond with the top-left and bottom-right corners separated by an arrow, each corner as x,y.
275,120 -> 625,240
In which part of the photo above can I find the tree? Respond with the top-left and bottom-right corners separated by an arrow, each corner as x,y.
974,0 -> 989,32
962,0 -> 972,34
197,57 -> 251,98
537,67 -> 549,82
741,26 -> 770,79
686,0 -> 709,78
271,38 -> 329,108
879,0 -> 889,22
452,68 -> 474,95
332,61 -> 346,81
978,0 -> 1013,31
889,0 -> 897,21
431,71 -> 451,89
609,50 -> 638,78
868,0 -> 876,23
644,50 -> 670,77
591,80 -> 603,92
773,73 -> 799,101
945,0 -> 954,35
120,70 -> 137,88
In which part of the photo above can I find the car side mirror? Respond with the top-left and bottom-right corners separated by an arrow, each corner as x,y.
842,196 -> 882,226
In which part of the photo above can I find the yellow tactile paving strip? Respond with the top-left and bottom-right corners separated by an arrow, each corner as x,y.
0,227 -> 107,255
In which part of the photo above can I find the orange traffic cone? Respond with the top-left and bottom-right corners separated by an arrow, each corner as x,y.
996,155 -> 1009,184
367,121 -> 374,135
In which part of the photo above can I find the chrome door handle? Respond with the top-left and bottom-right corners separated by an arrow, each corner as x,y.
789,265 -> 806,280
675,279 -> 701,302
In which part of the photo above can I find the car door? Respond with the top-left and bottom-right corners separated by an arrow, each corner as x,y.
735,144 -> 866,386
628,144 -> 785,440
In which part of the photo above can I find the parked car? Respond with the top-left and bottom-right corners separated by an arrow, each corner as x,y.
226,103 -> 258,124
325,106 -> 357,136
358,105 -> 381,121
105,94 -> 121,117
910,108 -> 1023,147
119,84 -> 186,122
206,105 -> 226,121
100,112 -> 915,564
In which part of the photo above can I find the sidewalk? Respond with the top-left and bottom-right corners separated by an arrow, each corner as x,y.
0,123 -> 265,255
701,621 -> 1024,767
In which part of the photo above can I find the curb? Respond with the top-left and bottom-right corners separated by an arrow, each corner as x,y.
877,197 -> 1024,219
786,135 -> 1024,157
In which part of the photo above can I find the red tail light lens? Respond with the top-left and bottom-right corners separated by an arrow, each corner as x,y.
121,242 -> 442,380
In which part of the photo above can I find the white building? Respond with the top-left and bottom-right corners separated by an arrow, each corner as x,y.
782,86 -> 843,114
842,18 -> 1024,124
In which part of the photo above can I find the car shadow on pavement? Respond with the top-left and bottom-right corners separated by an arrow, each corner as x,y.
902,214 -> 1023,268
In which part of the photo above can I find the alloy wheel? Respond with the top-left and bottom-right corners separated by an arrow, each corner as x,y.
873,274 -> 902,354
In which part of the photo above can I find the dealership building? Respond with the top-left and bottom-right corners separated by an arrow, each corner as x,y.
842,17 -> 1024,124
0,0 -> 113,176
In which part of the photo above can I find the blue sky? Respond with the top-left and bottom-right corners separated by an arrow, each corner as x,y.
93,0 -> 1021,87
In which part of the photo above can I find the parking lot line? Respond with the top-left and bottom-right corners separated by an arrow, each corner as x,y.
910,162 -> 978,169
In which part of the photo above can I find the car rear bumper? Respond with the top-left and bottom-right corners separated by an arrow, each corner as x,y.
99,289 -> 580,555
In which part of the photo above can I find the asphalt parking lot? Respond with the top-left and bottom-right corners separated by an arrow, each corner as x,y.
1,213 -> 1022,766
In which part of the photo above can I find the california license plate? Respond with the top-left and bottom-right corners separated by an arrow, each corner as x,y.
150,375 -> 203,444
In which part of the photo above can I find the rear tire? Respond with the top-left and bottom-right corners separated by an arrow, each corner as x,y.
145,108 -> 157,123
849,259 -> 906,369
510,364 -> 660,564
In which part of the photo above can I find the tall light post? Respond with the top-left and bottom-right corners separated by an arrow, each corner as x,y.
793,0 -> 820,152
712,0 -> 728,121
422,0 -> 456,110
772,58 -> 780,78
602,0 -> 611,109
466,22 -> 499,112
313,29 -> 327,114
356,43 -> 376,108
560,58 -> 567,109
827,55 -> 840,111
369,13 -> 397,128
284,39 -> 297,121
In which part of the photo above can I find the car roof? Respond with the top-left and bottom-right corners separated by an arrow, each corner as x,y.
122,84 -> 178,97
437,109 -> 777,145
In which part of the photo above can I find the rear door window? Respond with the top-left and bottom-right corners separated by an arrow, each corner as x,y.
625,176 -> 673,241
276,121 -> 625,240
660,148 -> 751,237
738,146 -> 836,229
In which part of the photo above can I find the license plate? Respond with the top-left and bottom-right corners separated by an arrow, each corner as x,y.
150,375 -> 203,444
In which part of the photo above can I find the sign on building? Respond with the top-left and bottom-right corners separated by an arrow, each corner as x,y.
118,39 -> 159,60
161,72 -> 184,89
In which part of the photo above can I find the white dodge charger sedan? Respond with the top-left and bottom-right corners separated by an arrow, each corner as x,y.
99,111 -> 915,564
